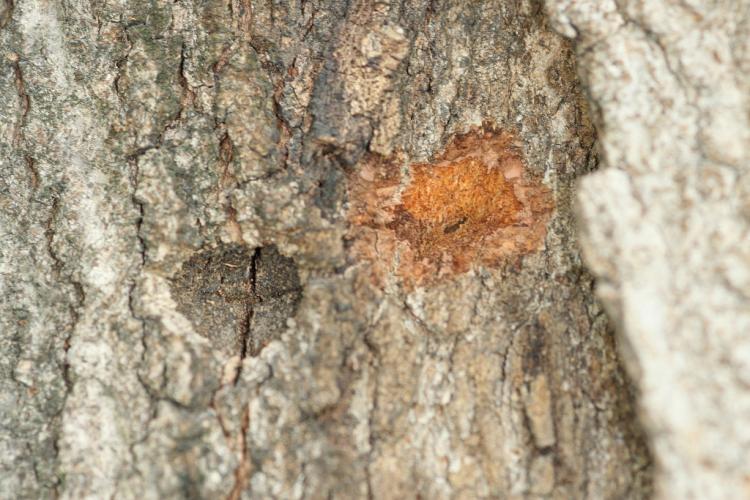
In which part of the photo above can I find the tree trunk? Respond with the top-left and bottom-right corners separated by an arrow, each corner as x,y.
0,0 -> 657,498
548,2 -> 750,499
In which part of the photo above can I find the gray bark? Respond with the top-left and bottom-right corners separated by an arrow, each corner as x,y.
547,1 -> 750,498
0,1 -> 654,499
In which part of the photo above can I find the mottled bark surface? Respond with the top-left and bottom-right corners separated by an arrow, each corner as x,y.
1,1 -> 652,498
547,1 -> 750,498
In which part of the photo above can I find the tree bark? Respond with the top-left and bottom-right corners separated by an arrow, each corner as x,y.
547,2 -> 750,498
0,1 -> 655,498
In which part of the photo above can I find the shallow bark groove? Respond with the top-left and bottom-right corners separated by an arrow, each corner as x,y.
1,0 -> 652,498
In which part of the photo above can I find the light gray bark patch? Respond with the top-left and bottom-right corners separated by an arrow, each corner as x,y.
169,244 -> 301,357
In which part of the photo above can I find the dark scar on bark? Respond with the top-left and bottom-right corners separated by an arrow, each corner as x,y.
169,244 -> 302,357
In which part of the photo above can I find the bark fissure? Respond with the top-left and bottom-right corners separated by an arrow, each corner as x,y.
227,405 -> 252,500
11,56 -> 28,147
112,24 -> 135,101
236,247 -> 259,379
23,155 -> 39,190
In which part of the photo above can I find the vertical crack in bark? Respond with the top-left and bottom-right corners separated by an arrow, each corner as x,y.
126,149 -> 151,476
235,248 -> 260,384
177,42 -> 196,112
24,155 -> 39,190
11,55 -> 29,147
44,194 -> 86,485
44,196 -> 84,388
128,157 -> 146,266
227,405 -> 251,500
113,24 -> 134,101
12,57 -> 39,191
43,197 -> 63,274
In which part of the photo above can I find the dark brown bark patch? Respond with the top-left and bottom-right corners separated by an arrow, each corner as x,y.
169,244 -> 302,357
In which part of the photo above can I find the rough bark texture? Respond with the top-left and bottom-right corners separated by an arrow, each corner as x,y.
546,2 -> 750,498
0,1 -> 656,498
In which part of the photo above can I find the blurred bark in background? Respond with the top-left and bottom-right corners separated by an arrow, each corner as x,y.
548,2 -> 750,498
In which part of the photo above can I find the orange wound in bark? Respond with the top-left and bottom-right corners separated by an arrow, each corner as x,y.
348,127 -> 554,288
